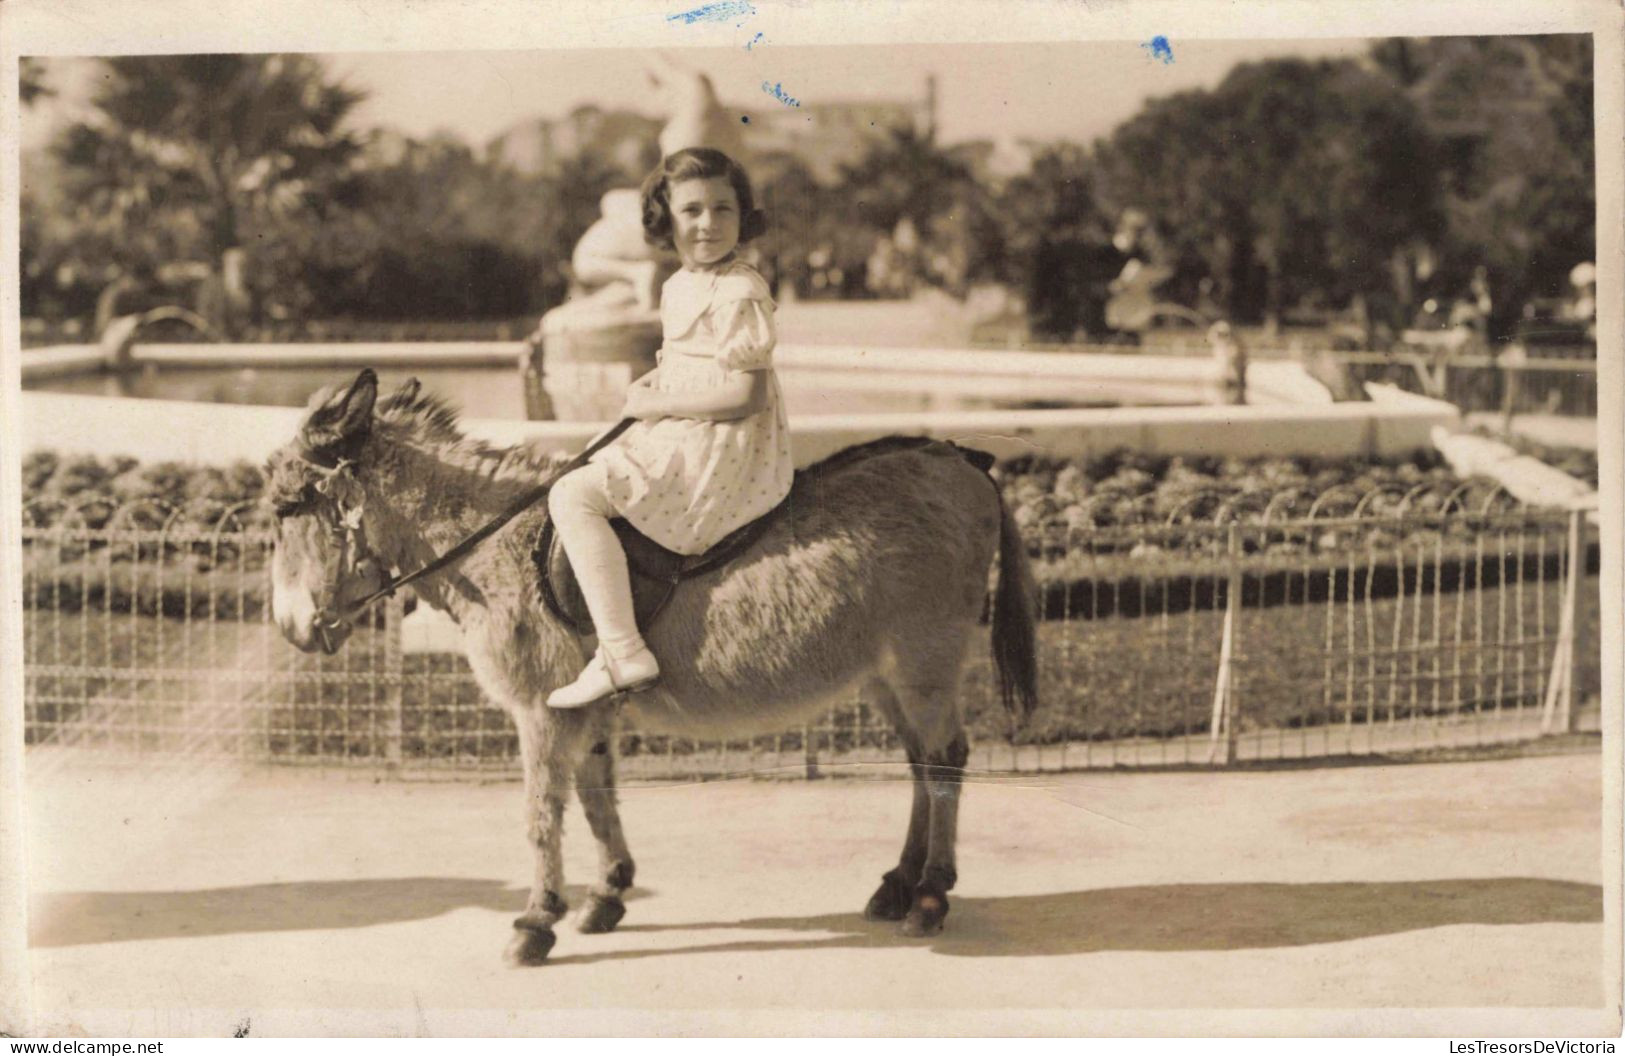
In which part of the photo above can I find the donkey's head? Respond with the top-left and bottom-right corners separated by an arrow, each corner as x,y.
266,369 -> 394,655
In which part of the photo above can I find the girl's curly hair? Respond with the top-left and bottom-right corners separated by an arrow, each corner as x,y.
640,148 -> 767,251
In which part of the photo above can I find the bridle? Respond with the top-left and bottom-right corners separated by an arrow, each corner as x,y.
281,418 -> 638,638
280,452 -> 389,644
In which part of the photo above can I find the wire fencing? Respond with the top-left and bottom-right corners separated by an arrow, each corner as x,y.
21,486 -> 1601,779
1329,348 -> 1598,418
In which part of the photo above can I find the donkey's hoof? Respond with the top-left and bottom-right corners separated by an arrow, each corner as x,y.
899,891 -> 949,938
504,925 -> 557,967
577,896 -> 627,934
863,875 -> 913,922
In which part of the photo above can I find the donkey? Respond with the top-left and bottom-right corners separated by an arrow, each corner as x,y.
266,369 -> 1038,965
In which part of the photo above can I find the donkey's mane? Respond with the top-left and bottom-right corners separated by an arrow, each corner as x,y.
376,383 -> 464,441
372,385 -> 566,483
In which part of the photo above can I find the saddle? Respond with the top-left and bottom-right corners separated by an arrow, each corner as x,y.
533,504 -> 781,636
530,436 -> 996,637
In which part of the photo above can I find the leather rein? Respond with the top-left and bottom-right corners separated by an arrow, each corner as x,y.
300,418 -> 636,632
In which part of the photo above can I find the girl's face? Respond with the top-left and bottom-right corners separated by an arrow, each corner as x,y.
669,176 -> 741,269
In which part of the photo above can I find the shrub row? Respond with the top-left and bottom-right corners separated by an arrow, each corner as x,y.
29,443 -> 1541,538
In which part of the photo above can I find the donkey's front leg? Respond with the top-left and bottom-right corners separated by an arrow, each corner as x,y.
574,716 -> 635,934
506,706 -> 588,967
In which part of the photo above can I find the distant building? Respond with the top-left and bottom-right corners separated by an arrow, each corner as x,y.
485,79 -> 937,186
487,104 -> 663,179
741,84 -> 932,183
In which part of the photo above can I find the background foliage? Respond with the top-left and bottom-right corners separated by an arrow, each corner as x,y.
20,38 -> 1595,345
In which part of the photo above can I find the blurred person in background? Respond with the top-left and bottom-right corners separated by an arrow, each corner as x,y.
1567,261 -> 1596,340
1207,320 -> 1247,405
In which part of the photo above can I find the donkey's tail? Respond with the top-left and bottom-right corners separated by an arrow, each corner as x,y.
989,475 -> 1040,720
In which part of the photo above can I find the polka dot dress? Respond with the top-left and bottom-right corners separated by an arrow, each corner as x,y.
591,260 -> 794,557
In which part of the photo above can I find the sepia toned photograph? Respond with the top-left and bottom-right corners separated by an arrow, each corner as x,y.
1,0 -> 1619,1040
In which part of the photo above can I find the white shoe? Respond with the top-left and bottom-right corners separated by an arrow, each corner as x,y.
547,645 -> 660,709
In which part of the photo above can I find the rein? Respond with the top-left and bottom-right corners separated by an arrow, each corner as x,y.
314,417 -> 636,627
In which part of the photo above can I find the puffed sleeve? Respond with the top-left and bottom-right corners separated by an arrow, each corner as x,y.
714,298 -> 777,373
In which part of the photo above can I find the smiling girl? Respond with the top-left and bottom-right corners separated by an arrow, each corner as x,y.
546,148 -> 793,708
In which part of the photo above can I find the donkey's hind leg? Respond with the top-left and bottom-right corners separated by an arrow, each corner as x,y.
863,679 -> 930,923
865,660 -> 973,937
902,721 -> 969,938
574,715 -> 635,934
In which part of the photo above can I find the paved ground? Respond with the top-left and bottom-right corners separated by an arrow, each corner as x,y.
18,751 -> 1612,1036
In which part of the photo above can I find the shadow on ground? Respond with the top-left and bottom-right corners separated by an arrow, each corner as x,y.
30,877 -> 607,947
31,876 -> 1599,959
553,877 -> 1601,965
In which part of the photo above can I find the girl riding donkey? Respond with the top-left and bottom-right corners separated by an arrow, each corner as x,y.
267,151 -> 1038,966
546,147 -> 793,708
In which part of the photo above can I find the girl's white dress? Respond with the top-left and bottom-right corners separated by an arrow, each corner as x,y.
591,259 -> 794,556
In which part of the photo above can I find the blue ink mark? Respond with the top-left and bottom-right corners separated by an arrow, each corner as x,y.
745,31 -> 766,50
740,115 -> 751,124
1142,35 -> 1174,64
762,81 -> 800,108
667,0 -> 755,24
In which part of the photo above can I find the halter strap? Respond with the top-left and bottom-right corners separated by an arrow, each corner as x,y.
325,417 -> 638,623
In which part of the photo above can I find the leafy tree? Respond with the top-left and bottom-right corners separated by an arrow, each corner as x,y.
1094,58 -> 1445,332
998,141 -> 1122,339
51,54 -> 366,333
830,124 -> 1000,296
838,124 -> 972,233
1371,35 -> 1594,337
272,131 -> 633,322
19,58 -> 53,106
752,149 -> 824,293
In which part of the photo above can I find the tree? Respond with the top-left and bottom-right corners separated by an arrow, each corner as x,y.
831,124 -> 999,296
1094,58 -> 1446,332
51,55 -> 366,334
19,58 -> 53,106
998,141 -> 1121,339
277,129 -> 645,322
1370,35 -> 1595,338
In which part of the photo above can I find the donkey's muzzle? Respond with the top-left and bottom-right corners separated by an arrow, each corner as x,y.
312,615 -> 351,655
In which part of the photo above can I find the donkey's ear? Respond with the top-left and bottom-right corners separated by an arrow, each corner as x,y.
391,377 -> 422,407
303,369 -> 378,452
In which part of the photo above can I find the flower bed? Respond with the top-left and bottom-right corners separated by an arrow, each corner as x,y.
22,442 -> 1599,759
995,447 -> 1504,534
21,445 -> 1525,620
27,444 -> 1506,536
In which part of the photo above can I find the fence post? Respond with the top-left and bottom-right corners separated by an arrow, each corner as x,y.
1208,523 -> 1241,766
1541,506 -> 1584,735
383,593 -> 405,770
1565,506 -> 1585,732
803,723 -> 820,780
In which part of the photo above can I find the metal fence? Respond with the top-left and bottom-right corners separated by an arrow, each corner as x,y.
22,490 -> 1601,780
964,338 -> 1599,418
1321,348 -> 1598,418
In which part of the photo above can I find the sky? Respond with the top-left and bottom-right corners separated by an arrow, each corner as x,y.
24,37 -> 1373,153
334,38 -> 1372,147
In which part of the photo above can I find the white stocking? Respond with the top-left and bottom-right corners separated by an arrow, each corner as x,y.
547,464 -> 645,660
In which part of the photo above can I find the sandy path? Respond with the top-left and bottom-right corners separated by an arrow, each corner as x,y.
19,751 -> 1609,1036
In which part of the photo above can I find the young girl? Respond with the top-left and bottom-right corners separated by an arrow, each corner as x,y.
547,148 -> 794,708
